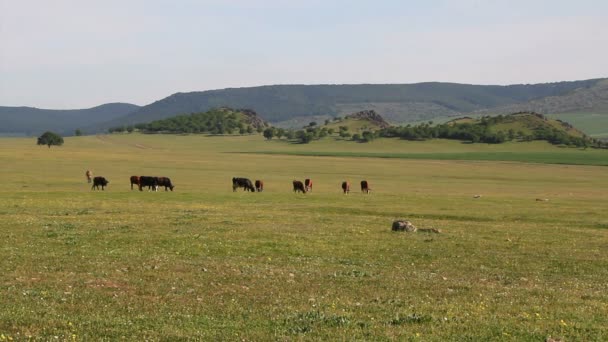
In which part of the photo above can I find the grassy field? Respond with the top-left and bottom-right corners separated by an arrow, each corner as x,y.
547,112 -> 608,139
1,134 -> 607,340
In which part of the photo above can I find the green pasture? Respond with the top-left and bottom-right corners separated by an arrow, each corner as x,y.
1,134 -> 607,340
547,112 -> 608,139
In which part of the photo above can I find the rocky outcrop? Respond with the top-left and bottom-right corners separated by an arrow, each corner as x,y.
239,108 -> 269,129
345,110 -> 390,128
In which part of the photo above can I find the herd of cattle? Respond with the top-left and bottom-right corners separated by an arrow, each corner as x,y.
91,174 -> 370,193
233,177 -> 371,194
90,175 -> 175,191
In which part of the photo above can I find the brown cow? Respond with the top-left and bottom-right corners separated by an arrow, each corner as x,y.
360,180 -> 370,194
255,180 -> 264,192
130,176 -> 140,190
293,180 -> 306,193
341,181 -> 350,194
305,178 -> 312,192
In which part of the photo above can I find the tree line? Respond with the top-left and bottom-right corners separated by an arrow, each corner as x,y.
108,109 -> 267,135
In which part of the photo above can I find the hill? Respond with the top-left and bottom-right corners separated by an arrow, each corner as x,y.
113,107 -> 269,134
322,110 -> 390,132
94,79 -> 603,130
0,103 -> 140,136
473,79 -> 608,116
381,112 -> 598,147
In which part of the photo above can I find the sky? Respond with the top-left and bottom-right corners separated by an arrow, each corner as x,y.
1,0 -> 607,108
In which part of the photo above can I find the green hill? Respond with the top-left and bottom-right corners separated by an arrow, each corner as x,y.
384,112 -> 598,147
323,110 -> 390,132
110,107 -> 269,134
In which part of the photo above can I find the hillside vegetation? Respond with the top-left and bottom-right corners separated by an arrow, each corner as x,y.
109,108 -> 269,134
378,112 -> 600,147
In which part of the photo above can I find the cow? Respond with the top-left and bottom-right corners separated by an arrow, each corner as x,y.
341,181 -> 350,194
130,176 -> 140,190
293,180 -> 306,193
360,180 -> 370,194
91,176 -> 109,190
156,177 -> 175,191
305,178 -> 312,192
85,170 -> 93,184
255,180 -> 264,192
232,177 -> 255,192
139,176 -> 158,191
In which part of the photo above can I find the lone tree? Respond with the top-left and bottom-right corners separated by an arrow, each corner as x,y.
263,127 -> 275,140
37,131 -> 64,148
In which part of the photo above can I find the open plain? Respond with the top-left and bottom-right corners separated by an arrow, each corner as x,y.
1,134 -> 607,340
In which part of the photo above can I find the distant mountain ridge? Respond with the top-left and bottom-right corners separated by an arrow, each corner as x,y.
472,79 -> 608,116
93,79 -> 603,131
0,103 -> 140,136
2,78 -> 607,135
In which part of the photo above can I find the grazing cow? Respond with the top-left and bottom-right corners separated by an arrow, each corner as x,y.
341,181 -> 350,194
85,170 -> 93,183
305,178 -> 313,192
139,176 -> 159,191
156,177 -> 175,191
91,176 -> 109,190
232,177 -> 255,192
293,180 -> 306,193
130,176 -> 140,190
360,180 -> 370,194
255,180 -> 264,192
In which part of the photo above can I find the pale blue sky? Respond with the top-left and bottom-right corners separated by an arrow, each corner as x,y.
1,0 -> 606,108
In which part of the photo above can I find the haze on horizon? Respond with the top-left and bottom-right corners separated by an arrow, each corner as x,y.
1,0 -> 607,109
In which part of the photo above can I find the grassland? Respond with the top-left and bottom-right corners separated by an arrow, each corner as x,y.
547,112 -> 608,139
1,134 -> 607,340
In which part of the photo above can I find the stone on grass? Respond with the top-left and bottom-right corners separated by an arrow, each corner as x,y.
392,220 -> 417,232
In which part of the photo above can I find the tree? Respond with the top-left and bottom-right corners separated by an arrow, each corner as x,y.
37,131 -> 64,148
74,129 -> 83,136
263,128 -> 275,140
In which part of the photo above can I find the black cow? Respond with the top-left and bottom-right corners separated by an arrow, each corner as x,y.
232,177 -> 255,192
341,181 -> 350,194
139,176 -> 158,191
305,178 -> 312,192
360,180 -> 370,194
156,177 -> 175,191
255,180 -> 264,192
91,176 -> 109,190
293,180 -> 306,193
